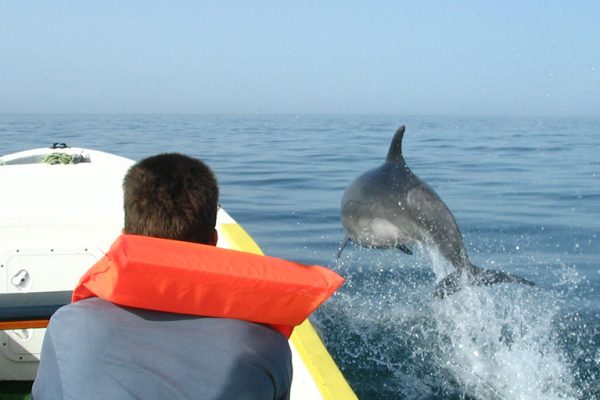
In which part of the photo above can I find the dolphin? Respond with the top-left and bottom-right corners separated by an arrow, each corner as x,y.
339,125 -> 534,297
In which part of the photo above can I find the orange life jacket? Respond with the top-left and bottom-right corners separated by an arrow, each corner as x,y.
72,234 -> 344,338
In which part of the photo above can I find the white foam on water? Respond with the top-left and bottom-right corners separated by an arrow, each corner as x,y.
424,245 -> 455,282
430,269 -> 578,399
326,244 -> 584,399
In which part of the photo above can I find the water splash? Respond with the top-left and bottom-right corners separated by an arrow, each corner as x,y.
432,284 -> 576,399
315,246 -> 584,399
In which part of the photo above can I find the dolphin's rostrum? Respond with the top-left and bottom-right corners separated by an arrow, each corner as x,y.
339,125 -> 534,297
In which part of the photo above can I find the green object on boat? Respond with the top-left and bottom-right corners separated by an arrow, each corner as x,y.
0,381 -> 32,399
42,153 -> 89,165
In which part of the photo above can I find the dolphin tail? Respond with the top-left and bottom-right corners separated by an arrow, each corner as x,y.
434,263 -> 534,298
336,237 -> 350,260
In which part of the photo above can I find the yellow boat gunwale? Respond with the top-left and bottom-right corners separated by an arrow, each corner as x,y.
220,223 -> 357,399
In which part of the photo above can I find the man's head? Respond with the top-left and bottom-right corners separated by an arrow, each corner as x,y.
123,153 -> 219,245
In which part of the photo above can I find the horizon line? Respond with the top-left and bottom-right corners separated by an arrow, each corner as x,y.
2,112 -> 599,119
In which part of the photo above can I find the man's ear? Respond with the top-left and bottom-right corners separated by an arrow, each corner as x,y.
209,229 -> 218,246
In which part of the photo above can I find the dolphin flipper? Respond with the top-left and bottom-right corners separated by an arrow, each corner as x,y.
335,237 -> 351,260
336,237 -> 412,258
434,265 -> 534,298
396,243 -> 413,255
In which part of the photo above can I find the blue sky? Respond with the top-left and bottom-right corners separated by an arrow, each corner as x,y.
1,1 -> 599,116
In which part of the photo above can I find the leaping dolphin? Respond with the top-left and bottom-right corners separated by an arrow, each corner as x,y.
339,125 -> 534,298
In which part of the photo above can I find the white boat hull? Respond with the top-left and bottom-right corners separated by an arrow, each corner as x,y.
0,146 -> 356,399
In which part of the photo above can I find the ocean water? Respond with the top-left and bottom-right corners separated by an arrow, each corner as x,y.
1,114 -> 599,399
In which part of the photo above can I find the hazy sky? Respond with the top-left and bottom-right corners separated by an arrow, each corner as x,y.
2,1 -> 599,116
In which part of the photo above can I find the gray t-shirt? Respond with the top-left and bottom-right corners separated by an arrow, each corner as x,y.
32,298 -> 292,400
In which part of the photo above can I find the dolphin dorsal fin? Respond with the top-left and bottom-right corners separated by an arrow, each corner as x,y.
385,125 -> 406,163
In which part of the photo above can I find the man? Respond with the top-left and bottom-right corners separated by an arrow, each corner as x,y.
32,153 -> 293,399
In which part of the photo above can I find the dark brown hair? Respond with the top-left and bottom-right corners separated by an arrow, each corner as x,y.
123,153 -> 219,244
